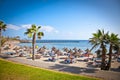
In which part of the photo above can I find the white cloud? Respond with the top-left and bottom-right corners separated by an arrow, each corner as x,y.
21,24 -> 59,33
7,24 -> 21,30
21,24 -> 31,29
6,24 -> 59,34
41,25 -> 59,33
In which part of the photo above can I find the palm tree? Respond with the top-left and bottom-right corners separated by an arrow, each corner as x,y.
24,24 -> 44,60
106,33 -> 120,70
89,29 -> 108,70
0,21 -> 7,54
1,36 -> 7,46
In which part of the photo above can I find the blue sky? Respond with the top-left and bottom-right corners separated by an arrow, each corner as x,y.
0,0 -> 120,40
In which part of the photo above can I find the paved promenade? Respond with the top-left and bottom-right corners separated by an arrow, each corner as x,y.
0,54 -> 120,80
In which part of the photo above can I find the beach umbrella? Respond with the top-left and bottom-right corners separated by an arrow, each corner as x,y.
24,46 -> 28,49
85,48 -> 91,53
19,46 -> 23,50
55,49 -> 63,56
42,46 -> 46,49
63,47 -> 69,52
38,48 -> 42,51
13,47 -> 19,50
38,48 -> 45,54
78,49 -> 83,53
73,47 -> 78,51
52,46 -> 57,51
74,51 -> 81,57
85,48 -> 92,57
26,47 -> 31,53
4,46 -> 10,51
13,47 -> 20,54
68,49 -> 73,55
55,49 -> 59,54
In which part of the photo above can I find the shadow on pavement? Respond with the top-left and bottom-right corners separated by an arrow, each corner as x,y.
48,64 -> 99,74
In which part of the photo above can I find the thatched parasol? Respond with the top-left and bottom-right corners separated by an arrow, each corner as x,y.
13,47 -> 20,54
52,46 -> 57,51
13,47 -> 19,50
55,49 -> 63,56
63,47 -> 69,52
38,47 -> 45,54
4,46 -> 10,51
68,49 -> 73,55
78,49 -> 83,53
42,46 -> 46,49
85,48 -> 91,53
73,51 -> 81,57
73,47 -> 78,51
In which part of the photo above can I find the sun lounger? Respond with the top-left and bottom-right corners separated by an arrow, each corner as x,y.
35,55 -> 41,59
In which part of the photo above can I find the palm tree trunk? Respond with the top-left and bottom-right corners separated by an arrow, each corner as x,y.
32,33 -> 36,60
0,29 -> 2,54
101,43 -> 106,70
107,44 -> 112,70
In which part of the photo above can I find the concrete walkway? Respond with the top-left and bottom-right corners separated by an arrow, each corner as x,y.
0,54 -> 120,80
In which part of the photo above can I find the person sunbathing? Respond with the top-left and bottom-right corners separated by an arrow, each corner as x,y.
48,56 -> 56,62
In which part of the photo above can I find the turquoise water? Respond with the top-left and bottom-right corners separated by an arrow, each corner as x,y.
18,40 -> 98,53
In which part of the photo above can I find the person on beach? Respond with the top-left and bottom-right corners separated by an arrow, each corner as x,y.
67,52 -> 70,57
49,50 -> 55,56
65,57 -> 71,64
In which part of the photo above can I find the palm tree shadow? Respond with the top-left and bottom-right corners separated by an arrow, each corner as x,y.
0,53 -> 16,59
48,64 -> 99,74
110,67 -> 120,72
59,61 -> 67,64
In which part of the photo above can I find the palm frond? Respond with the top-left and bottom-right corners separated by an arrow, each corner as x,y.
0,21 -> 4,25
0,21 -> 7,31
38,26 -> 41,29
27,33 -> 32,38
36,26 -> 41,32
32,24 -> 36,28
2,24 -> 7,31
25,24 -> 44,40
37,32 -> 44,39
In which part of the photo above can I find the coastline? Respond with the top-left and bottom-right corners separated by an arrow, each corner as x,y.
1,40 -> 120,80
20,40 -> 89,43
18,40 -> 93,53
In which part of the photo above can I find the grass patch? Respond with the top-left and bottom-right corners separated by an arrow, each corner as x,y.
0,59 -> 100,80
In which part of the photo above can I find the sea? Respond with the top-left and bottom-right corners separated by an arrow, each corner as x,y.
18,40 -> 99,53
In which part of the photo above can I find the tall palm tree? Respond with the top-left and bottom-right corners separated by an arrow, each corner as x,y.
106,33 -> 120,70
24,24 -> 44,60
0,21 -> 7,54
89,29 -> 108,70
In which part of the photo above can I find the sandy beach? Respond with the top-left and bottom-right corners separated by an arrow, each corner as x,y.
0,53 -> 120,80
0,41 -> 120,80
